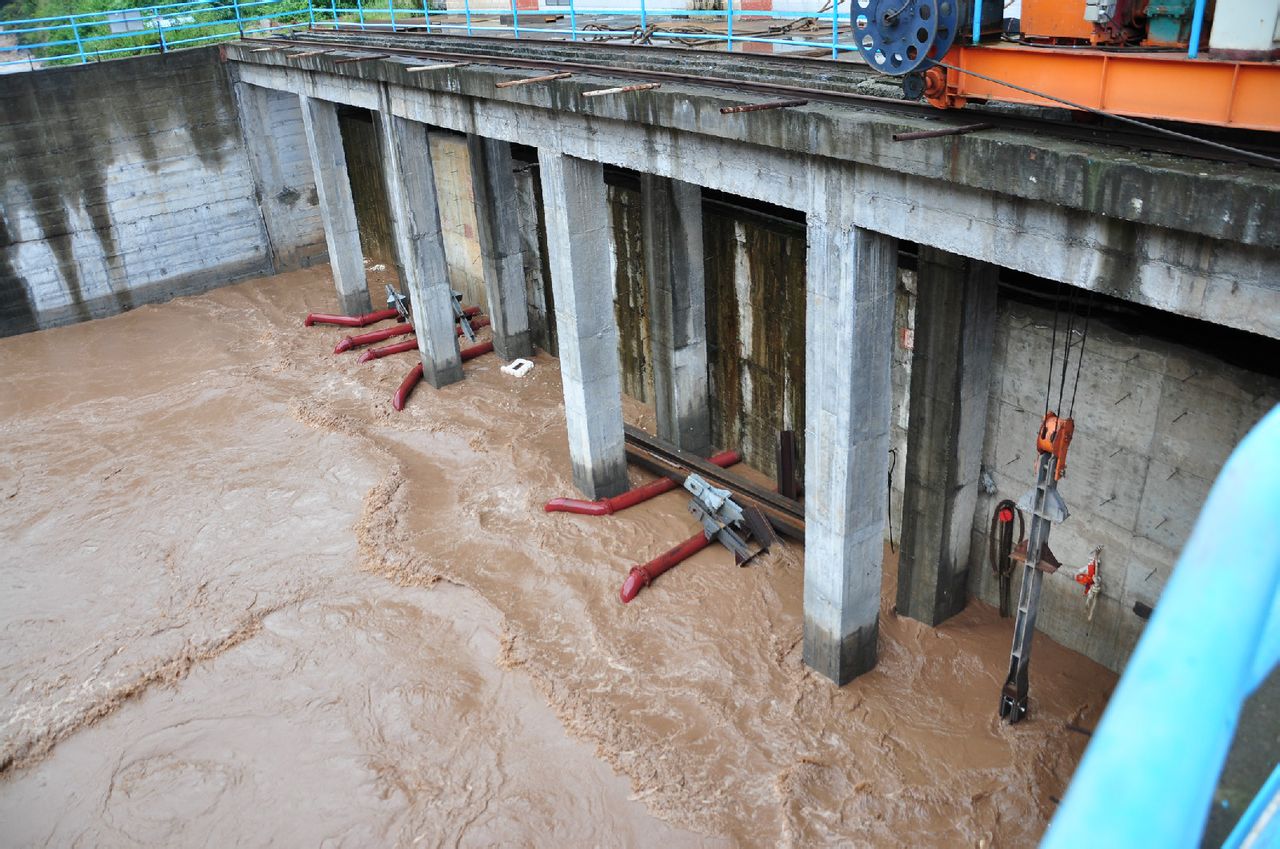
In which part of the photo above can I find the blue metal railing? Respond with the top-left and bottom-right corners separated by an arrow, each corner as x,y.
1045,405 -> 1280,847
0,0 -> 854,71
0,0 -> 1216,73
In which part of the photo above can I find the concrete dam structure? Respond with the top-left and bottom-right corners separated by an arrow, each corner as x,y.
1,9 -> 1278,846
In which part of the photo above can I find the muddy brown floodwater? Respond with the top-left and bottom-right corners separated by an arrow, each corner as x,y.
0,266 -> 1116,847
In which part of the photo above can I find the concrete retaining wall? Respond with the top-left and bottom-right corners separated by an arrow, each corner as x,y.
0,48 -> 274,337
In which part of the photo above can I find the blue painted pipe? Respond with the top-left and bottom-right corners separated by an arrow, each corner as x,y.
1044,405 -> 1280,848
1188,0 -> 1207,58
1224,762 -> 1280,849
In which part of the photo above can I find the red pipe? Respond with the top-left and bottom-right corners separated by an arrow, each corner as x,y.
461,339 -> 495,361
361,339 -> 418,363
620,531 -> 712,604
392,364 -> 424,411
334,322 -> 414,353
304,308 -> 400,328
545,449 -> 741,515
391,340 -> 496,411
358,317 -> 492,363
307,305 -> 480,329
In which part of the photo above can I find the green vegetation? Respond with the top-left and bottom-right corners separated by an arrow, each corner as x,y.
0,0 -> 444,67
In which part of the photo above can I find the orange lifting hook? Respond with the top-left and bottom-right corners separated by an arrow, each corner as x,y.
1037,411 -> 1075,481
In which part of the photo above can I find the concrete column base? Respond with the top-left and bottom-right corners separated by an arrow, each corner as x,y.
803,621 -> 879,687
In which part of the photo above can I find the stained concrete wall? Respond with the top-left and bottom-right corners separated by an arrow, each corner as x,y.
888,286 -> 1280,671
0,48 -> 273,337
513,160 -> 557,355
608,183 -> 655,405
338,106 -> 396,269
413,153 -> 808,479
580,176 -> 808,478
703,200 -> 806,479
888,267 -> 917,553
974,299 -> 1280,670
429,130 -> 487,309
233,83 -> 326,272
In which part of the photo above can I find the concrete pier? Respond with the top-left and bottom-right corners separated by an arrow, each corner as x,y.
641,175 -> 712,457
183,38 -> 1279,680
467,134 -> 534,362
539,151 -> 628,500
376,106 -> 463,388
803,171 -> 896,685
299,95 -> 371,316
897,248 -> 998,626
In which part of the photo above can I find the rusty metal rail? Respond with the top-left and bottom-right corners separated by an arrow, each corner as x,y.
623,425 -> 804,541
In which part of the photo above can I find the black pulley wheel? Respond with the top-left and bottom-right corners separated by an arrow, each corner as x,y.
901,71 -> 925,99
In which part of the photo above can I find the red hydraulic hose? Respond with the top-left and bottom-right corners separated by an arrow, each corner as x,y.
304,308 -> 400,328
620,531 -> 712,604
358,317 -> 492,363
334,322 -> 414,353
391,340 -> 496,411
545,449 -> 741,515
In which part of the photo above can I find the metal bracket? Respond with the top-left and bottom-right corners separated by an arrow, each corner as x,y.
451,289 -> 475,343
385,284 -> 411,322
684,474 -> 777,565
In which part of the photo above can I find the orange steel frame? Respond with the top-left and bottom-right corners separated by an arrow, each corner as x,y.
923,44 -> 1280,132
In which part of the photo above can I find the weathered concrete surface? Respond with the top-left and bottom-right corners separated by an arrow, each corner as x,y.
513,159 -> 557,355
232,81 -> 326,272
967,296 -> 1280,671
1,48 -> 270,337
429,130 -> 488,309
641,174 -> 711,456
802,167 -> 897,685
468,134 -> 533,361
376,103 -> 463,388
300,95 -> 371,316
896,248 -> 998,627
539,152 -> 628,500
703,199 -> 807,478
229,40 -> 1280,340
337,107 -> 397,268
608,181 -> 654,405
